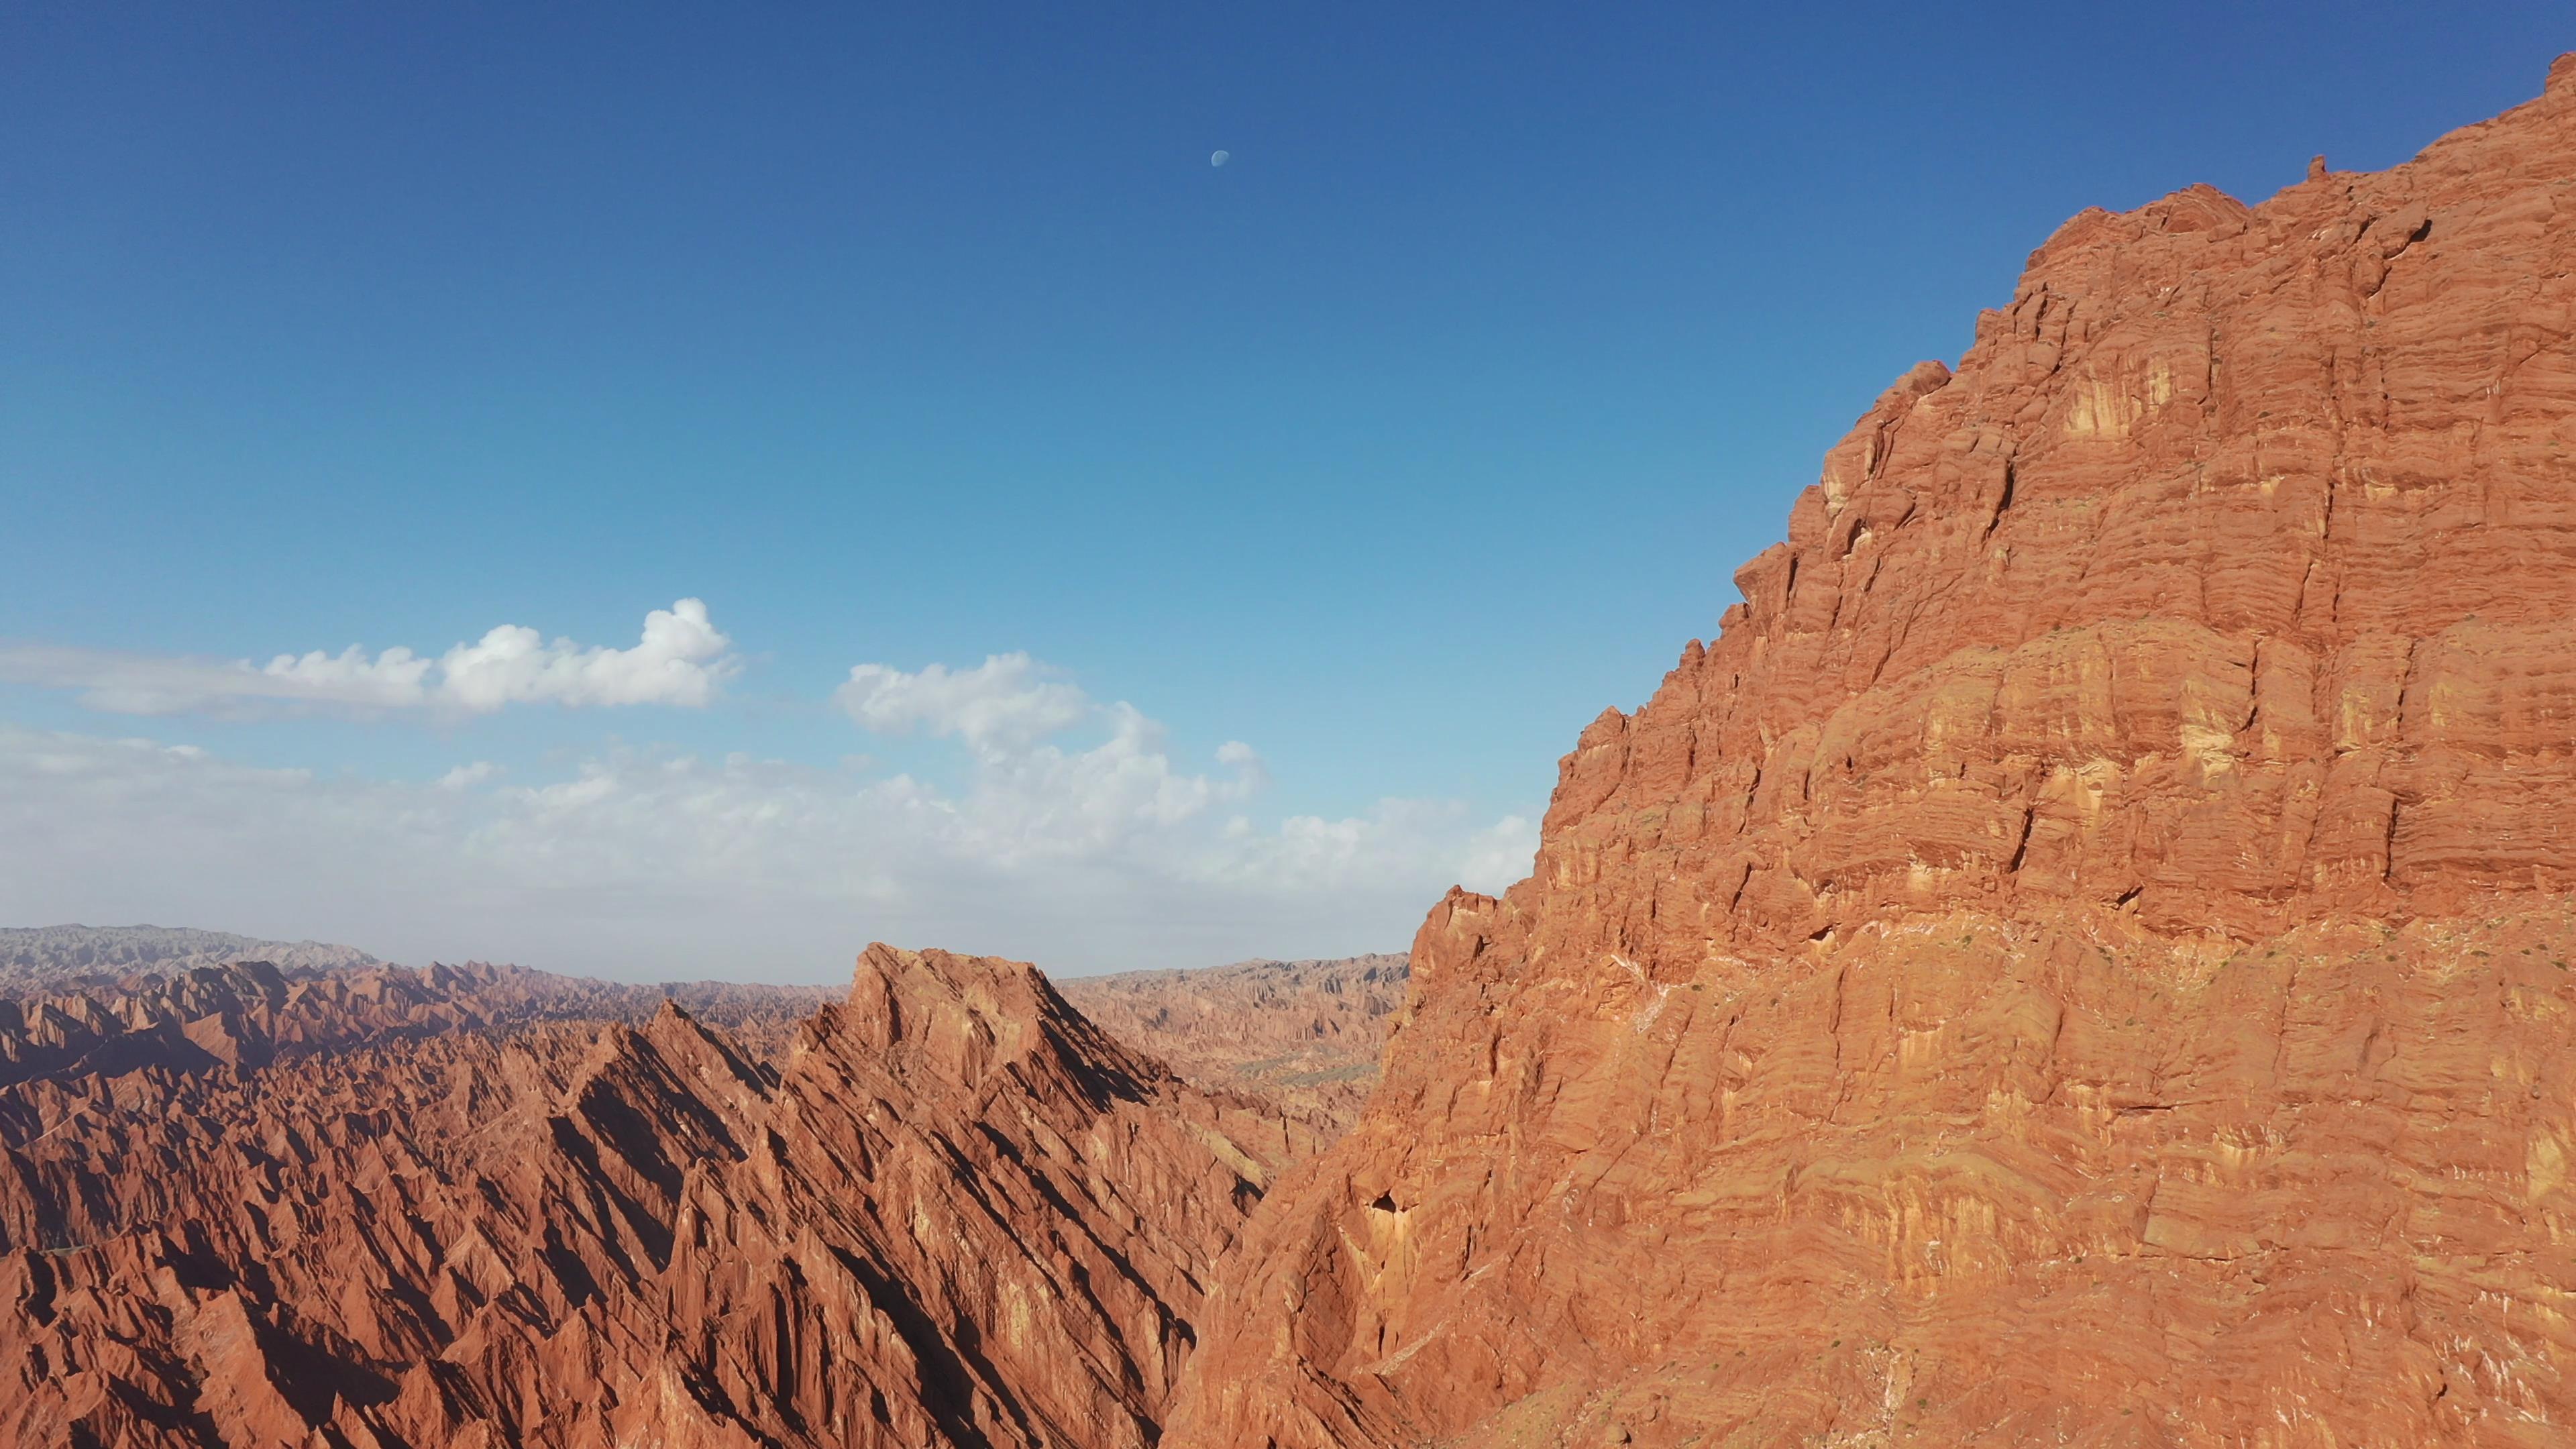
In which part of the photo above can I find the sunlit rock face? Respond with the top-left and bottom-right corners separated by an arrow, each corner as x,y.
1167,58 -> 2576,1449
0,945 -> 1320,1447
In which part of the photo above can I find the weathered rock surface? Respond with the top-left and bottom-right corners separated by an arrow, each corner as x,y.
1168,60 -> 2576,1449
1061,955 -> 1409,1134
0,945 -> 1314,1446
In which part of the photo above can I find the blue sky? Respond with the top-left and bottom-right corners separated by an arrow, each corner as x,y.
3,4 -> 2567,978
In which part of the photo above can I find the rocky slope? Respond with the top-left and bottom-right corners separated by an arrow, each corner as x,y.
1060,954 -> 1408,1133
1167,59 -> 2576,1449
0,945 -> 1318,1447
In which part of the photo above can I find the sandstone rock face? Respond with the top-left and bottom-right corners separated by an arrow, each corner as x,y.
0,945 -> 1312,1446
1168,62 -> 2576,1449
1061,955 -> 1409,1134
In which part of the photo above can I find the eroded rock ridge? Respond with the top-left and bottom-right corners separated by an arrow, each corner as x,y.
1,946 -> 1313,1447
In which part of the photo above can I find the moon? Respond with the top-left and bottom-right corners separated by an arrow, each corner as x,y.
1210,150 -> 1230,168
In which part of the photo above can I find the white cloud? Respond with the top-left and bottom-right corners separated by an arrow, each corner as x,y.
437,599 -> 734,710
835,652 -> 1091,752
0,681 -> 1538,979
0,600 -> 737,716
829,653 -> 1287,864
258,645 -> 436,706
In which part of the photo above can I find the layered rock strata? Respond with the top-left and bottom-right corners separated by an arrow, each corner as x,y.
1168,60 -> 2576,1448
1,945 -> 1312,1447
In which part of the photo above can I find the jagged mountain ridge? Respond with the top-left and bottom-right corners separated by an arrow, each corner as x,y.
0,945 -> 1324,1447
1166,58 -> 2576,1448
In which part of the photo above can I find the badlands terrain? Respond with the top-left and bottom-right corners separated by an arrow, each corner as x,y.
0,946 -> 1340,1447
1059,954 -> 1408,1133
7,54 -> 2576,1449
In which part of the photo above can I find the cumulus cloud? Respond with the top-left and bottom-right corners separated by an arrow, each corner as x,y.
438,600 -> 734,710
258,645 -> 437,706
830,652 -> 1297,865
0,600 -> 737,716
835,652 -> 1091,752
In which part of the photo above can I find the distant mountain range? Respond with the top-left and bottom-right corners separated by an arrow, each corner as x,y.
0,929 -> 1412,1115
0,922 -> 382,988
1058,953 -> 1409,1134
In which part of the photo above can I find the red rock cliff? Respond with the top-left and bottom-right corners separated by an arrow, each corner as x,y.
1167,59 -> 2576,1448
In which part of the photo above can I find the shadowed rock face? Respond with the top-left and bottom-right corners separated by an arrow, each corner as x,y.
1166,61 -> 2576,1449
1059,955 -> 1409,1134
0,945 -> 1320,1447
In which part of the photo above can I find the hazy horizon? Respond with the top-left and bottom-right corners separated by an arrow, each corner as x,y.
0,918 -> 1407,984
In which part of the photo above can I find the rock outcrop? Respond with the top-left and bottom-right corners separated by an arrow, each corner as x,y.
0,945 -> 1314,1447
1061,955 -> 1409,1134
1167,60 -> 2576,1448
